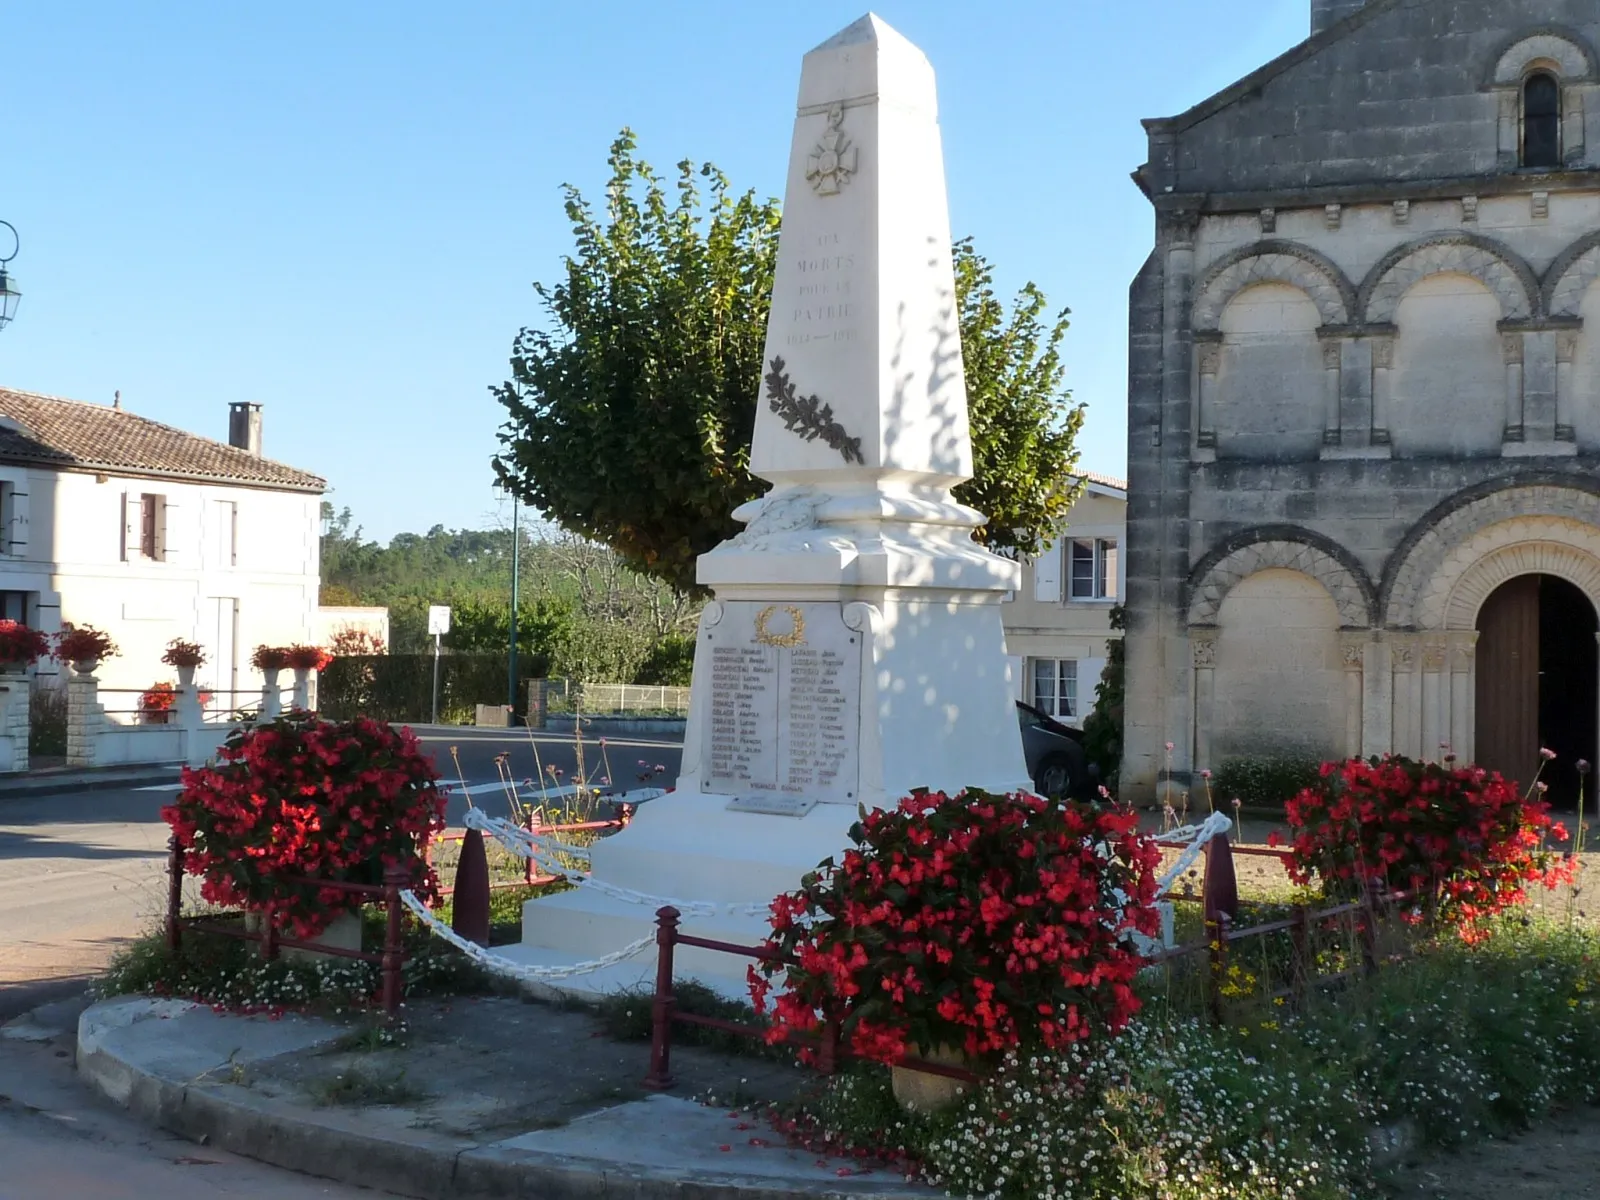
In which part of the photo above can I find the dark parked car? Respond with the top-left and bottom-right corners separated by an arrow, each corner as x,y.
1015,700 -> 1097,799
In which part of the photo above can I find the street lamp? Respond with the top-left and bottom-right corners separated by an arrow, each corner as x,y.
0,222 -> 19,331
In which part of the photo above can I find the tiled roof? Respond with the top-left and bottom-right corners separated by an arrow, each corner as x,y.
0,387 -> 325,492
1078,471 -> 1128,494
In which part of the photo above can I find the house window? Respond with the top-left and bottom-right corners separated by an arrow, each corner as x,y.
139,494 -> 161,559
0,483 -> 13,555
1068,538 -> 1119,600
0,591 -> 29,623
1032,658 -> 1078,720
1523,71 -> 1561,168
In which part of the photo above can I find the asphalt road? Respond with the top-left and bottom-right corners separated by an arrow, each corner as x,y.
0,726 -> 684,1006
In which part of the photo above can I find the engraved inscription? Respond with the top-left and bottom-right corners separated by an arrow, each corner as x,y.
786,233 -> 859,349
703,602 -> 862,806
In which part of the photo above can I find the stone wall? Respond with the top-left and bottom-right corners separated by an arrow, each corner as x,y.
1123,2 -> 1600,798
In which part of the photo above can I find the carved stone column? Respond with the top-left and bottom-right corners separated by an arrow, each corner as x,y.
1362,635 -> 1392,756
1195,336 -> 1220,452
1370,333 -> 1394,445
1420,640 -> 1449,761
1557,329 -> 1579,442
1448,633 -> 1477,764
1390,639 -> 1418,759
1340,634 -> 1365,758
1502,332 -> 1526,445
1320,336 -> 1343,447
1191,631 -> 1218,774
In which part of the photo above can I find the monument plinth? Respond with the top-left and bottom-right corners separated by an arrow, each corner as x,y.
512,14 -> 1030,995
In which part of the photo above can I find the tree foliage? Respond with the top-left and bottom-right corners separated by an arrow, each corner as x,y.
493,131 -> 1084,593
1080,604 -> 1126,793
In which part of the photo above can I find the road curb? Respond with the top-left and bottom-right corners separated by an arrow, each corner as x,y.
76,999 -> 927,1200
0,765 -> 182,799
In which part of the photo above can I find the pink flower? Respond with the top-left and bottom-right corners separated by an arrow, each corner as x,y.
1541,747 -> 1557,761
1200,769 -> 1212,780
1164,741 -> 1175,753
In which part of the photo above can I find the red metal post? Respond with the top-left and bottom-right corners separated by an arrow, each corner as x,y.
165,835 -> 185,954
260,903 -> 278,961
643,906 -> 680,1090
382,865 -> 406,1018
1289,902 -> 1310,1010
1358,878 -> 1380,977
1205,913 -> 1229,1025
818,1011 -> 840,1076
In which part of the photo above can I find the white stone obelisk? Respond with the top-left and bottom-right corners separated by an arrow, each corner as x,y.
511,14 -> 1029,995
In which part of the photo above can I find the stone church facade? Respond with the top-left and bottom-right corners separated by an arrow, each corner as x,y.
1124,0 -> 1600,803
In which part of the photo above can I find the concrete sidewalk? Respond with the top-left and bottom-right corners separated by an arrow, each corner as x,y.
72,994 -> 935,1200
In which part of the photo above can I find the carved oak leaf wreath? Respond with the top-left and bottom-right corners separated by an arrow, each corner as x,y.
764,357 -> 865,465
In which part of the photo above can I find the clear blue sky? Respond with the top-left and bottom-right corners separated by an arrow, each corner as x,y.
4,1 -> 1307,543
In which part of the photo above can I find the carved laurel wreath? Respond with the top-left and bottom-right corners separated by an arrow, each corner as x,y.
754,604 -> 807,648
764,357 -> 864,465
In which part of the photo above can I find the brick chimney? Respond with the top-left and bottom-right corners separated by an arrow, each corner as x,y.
228,402 -> 263,455
1311,0 -> 1367,35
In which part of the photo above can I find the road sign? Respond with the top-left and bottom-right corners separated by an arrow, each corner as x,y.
428,605 -> 451,636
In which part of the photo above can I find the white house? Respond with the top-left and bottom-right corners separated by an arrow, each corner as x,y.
0,388 -> 324,707
1002,474 -> 1127,728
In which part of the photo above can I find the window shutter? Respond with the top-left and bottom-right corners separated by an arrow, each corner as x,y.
154,495 -> 171,562
122,492 -> 137,561
8,488 -> 28,556
1032,541 -> 1062,603
1102,541 -> 1120,600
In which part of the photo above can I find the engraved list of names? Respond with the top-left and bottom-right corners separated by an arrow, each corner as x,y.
703,602 -> 862,809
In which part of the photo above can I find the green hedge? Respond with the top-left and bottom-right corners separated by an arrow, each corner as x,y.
1210,755 -> 1323,810
318,654 -> 549,724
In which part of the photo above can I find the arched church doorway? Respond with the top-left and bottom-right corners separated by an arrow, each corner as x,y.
1475,574 -> 1598,806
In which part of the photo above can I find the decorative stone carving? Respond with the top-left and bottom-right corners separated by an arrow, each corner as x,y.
1192,243 -> 1355,330
1259,208 -> 1276,234
1450,640 -> 1475,673
1187,537 -> 1375,628
1391,645 -> 1415,672
1361,234 -> 1536,324
1324,203 -> 1342,231
1196,342 -> 1221,375
1546,235 -> 1600,317
805,103 -> 859,195
1533,191 -> 1551,221
1393,199 -> 1411,225
1502,333 -> 1525,365
1422,642 -> 1448,672
1322,340 -> 1343,370
1191,635 -> 1217,670
1371,336 -> 1395,370
1462,195 -> 1479,223
1341,640 -> 1366,669
1558,330 -> 1581,364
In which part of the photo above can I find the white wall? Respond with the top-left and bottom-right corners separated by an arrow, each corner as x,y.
0,465 -> 320,707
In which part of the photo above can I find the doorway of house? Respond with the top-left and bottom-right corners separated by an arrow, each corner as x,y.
1475,573 -> 1597,806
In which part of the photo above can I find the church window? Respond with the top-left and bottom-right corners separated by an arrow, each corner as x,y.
1522,71 -> 1562,169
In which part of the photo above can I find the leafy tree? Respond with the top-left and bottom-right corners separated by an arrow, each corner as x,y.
493,132 -> 1084,593
1080,604 -> 1126,794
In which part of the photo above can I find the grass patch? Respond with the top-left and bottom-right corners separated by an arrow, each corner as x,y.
589,980 -> 789,1061
309,1067 -> 425,1108
781,915 -> 1600,1199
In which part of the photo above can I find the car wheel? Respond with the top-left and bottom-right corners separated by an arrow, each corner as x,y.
1034,754 -> 1075,798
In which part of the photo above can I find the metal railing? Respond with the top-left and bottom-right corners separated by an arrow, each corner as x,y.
532,679 -> 691,717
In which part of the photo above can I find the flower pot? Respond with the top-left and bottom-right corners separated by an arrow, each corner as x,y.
890,1044 -> 972,1113
284,910 -> 363,965
177,664 -> 196,689
72,659 -> 99,675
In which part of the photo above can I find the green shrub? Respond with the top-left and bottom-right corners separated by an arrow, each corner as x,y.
1212,755 -> 1323,810
1079,604 -> 1125,792
28,683 -> 67,758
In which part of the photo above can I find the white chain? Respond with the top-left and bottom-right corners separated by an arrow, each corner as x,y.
1154,811 -> 1233,895
400,890 -> 657,981
458,808 -> 773,919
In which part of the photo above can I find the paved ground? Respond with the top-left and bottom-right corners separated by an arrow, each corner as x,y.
0,727 -> 684,1005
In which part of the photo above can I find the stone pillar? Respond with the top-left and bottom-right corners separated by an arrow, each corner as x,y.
1420,640 -> 1449,762
1190,631 -> 1217,775
1502,332 -> 1526,444
1448,633 -> 1476,764
0,674 -> 30,773
66,665 -> 99,768
1194,337 -> 1220,453
1370,333 -> 1394,446
1340,634 -> 1364,758
1320,336 -> 1343,447
291,668 -> 311,711
261,668 -> 283,719
1557,330 -> 1579,442
1390,639 -> 1418,759
1361,635 -> 1391,756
